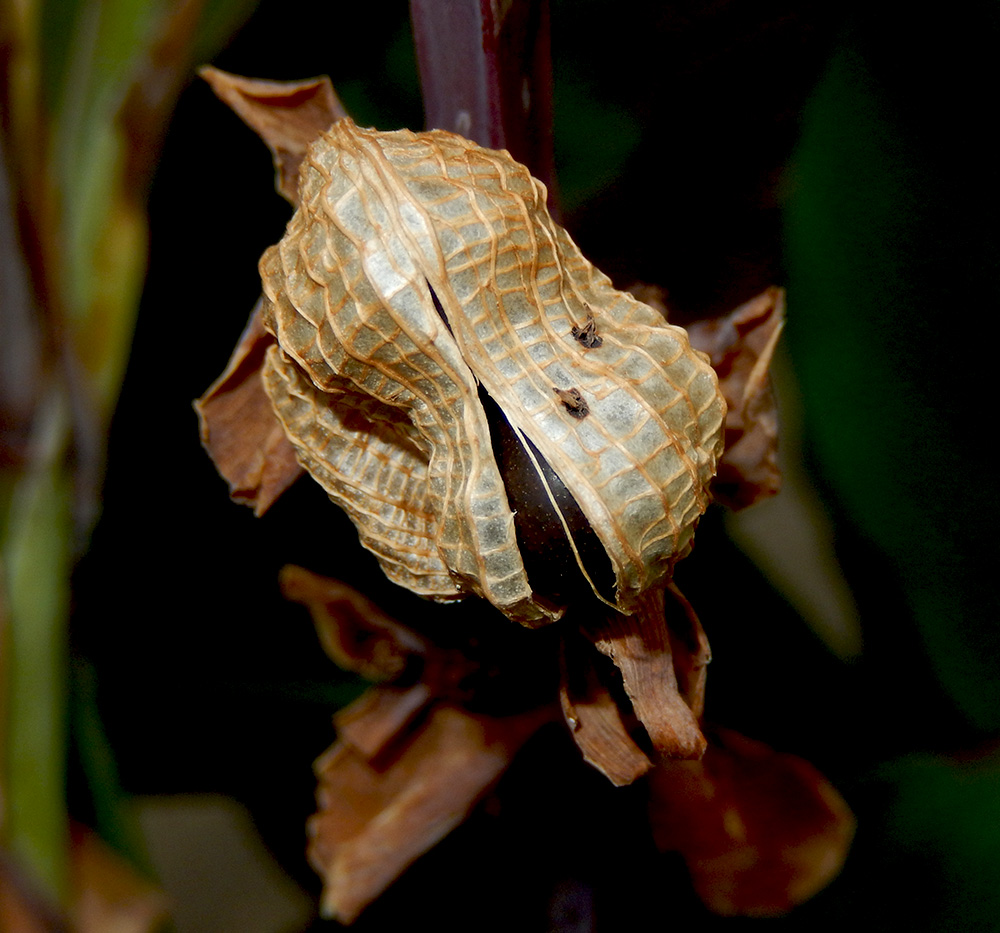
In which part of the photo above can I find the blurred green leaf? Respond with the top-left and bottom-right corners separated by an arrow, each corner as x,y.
873,751 -> 1000,929
783,21 -> 1000,732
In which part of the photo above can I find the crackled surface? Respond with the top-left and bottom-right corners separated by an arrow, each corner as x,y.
259,119 -> 725,624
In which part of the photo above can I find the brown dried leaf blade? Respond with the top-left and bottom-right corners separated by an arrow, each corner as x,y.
648,726 -> 855,916
194,303 -> 302,515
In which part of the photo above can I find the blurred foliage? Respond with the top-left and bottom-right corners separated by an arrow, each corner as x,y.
1,0 -> 259,913
785,6 -> 1000,735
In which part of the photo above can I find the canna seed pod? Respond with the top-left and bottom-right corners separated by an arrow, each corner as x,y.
258,118 -> 725,626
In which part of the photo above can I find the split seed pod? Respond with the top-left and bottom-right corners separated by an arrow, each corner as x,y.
258,118 -> 725,626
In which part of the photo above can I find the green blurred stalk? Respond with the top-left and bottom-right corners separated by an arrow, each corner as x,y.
1,390 -> 73,901
1,0 -> 262,909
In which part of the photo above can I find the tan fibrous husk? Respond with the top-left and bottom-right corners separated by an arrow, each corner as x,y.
257,118 -> 726,625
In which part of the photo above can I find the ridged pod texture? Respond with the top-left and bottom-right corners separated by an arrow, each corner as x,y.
259,119 -> 725,626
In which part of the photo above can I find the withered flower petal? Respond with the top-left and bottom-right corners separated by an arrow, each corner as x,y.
310,699 -> 552,924
585,589 -> 705,760
648,726 -> 855,917
559,625 -> 654,787
284,566 -> 555,923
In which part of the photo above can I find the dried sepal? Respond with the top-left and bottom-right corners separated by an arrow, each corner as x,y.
648,727 -> 855,916
311,699 -> 551,923
663,582 -> 712,720
558,584 -> 710,784
194,302 -> 302,515
686,287 -> 785,509
258,117 -> 726,624
280,564 -> 429,681
559,628 -> 653,787
585,589 -> 706,760
200,67 -> 347,205
287,572 -> 555,922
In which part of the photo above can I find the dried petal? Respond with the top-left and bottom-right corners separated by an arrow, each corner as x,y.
559,628 -> 652,787
663,582 -> 711,720
648,727 -> 855,916
310,698 -> 551,923
687,288 -> 785,509
259,118 -> 726,623
194,303 -> 302,515
280,564 -> 428,681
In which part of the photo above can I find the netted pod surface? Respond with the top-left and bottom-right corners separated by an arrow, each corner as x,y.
259,118 -> 725,625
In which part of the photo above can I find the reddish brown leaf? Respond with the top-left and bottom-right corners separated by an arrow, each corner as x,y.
194,303 -> 302,515
558,628 -> 652,787
648,726 -> 855,916
687,288 -> 785,510
586,590 -> 706,762
199,67 -> 348,204
309,700 -> 551,923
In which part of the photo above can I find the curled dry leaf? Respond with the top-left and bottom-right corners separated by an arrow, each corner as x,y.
311,701 -> 550,924
648,727 -> 855,917
559,583 -> 711,785
194,67 -> 350,513
585,589 -> 705,760
559,625 -> 653,787
280,563 -> 427,682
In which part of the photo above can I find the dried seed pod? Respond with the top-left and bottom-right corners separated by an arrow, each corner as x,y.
259,118 -> 725,625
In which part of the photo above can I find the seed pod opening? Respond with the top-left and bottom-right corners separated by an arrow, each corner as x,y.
258,118 -> 726,625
